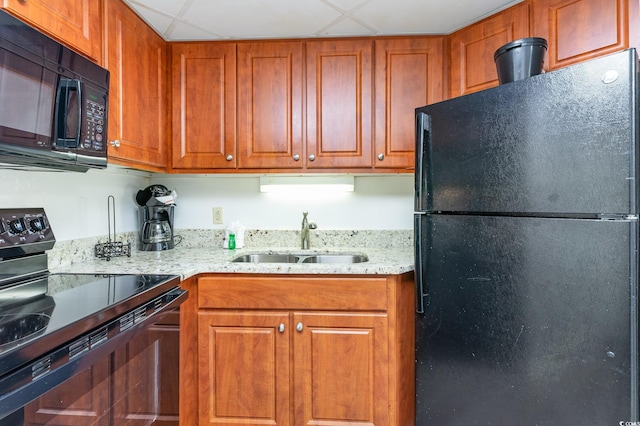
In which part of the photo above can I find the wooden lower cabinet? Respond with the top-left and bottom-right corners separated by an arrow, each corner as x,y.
24,310 -> 180,426
189,273 -> 415,426
293,312 -> 389,425
198,311 -> 290,425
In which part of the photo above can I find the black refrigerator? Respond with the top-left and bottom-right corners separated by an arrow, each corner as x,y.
414,48 -> 640,425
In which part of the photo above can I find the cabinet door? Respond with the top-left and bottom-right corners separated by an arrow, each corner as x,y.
23,358 -> 111,426
533,0 -> 631,70
449,2 -> 530,97
198,311 -> 290,426
306,39 -> 373,169
2,0 -> 102,62
171,43 -> 237,170
293,312 -> 389,426
112,320 -> 180,425
238,42 -> 303,169
374,37 -> 444,170
104,0 -> 168,171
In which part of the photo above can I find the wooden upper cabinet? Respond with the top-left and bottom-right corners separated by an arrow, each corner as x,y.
2,0 -> 102,62
171,43 -> 237,170
237,42 -> 303,169
104,0 -> 167,171
374,37 -> 445,170
306,39 -> 373,169
533,0 -> 631,70
449,2 -> 530,97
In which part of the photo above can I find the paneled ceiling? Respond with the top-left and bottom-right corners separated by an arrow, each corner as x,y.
123,0 -> 523,41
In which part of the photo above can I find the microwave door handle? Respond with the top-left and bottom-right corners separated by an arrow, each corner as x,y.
55,79 -> 81,148
75,80 -> 82,143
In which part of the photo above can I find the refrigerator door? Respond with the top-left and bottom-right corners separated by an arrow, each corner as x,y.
415,49 -> 639,216
415,213 -> 639,424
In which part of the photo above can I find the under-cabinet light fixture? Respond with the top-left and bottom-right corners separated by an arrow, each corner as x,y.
259,176 -> 355,193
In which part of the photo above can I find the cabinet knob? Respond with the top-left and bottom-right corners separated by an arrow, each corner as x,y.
226,154 -> 233,161
377,153 -> 385,161
308,154 -> 315,162
296,322 -> 303,332
278,323 -> 285,333
293,154 -> 300,161
110,140 -> 121,148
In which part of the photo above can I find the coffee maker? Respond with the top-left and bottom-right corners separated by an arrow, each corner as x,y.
136,185 -> 176,251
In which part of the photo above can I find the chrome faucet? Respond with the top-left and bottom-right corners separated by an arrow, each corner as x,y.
301,212 -> 317,249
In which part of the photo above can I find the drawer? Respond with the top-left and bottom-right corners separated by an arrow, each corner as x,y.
197,275 -> 388,311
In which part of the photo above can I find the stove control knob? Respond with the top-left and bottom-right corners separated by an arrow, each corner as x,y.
29,217 -> 45,232
8,218 -> 26,234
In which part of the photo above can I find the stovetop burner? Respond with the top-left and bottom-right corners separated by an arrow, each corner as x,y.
0,311 -> 53,347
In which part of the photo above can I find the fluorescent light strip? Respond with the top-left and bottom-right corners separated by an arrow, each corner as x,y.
259,176 -> 355,193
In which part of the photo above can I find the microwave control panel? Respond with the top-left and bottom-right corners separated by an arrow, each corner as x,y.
81,85 -> 107,153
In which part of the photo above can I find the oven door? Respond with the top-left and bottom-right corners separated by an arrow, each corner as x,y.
0,286 -> 187,425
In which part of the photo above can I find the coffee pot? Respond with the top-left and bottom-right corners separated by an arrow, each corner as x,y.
136,185 -> 176,251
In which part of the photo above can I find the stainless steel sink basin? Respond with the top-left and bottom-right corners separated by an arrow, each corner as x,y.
298,254 -> 368,264
230,254 -> 300,263
231,252 -> 368,264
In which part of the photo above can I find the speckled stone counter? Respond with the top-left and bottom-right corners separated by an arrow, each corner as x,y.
49,229 -> 415,279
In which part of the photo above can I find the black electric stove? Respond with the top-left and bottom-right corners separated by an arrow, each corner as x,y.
0,208 -> 186,421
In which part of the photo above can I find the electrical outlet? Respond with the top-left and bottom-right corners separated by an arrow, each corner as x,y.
213,207 -> 223,224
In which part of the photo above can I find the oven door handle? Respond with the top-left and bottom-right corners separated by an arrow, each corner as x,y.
0,286 -> 188,421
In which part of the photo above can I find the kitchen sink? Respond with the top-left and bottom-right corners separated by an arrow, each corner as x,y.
231,252 -> 368,264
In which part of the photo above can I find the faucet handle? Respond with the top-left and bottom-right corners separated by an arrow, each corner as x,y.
309,222 -> 317,230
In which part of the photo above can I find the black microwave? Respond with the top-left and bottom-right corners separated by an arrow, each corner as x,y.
0,10 -> 109,172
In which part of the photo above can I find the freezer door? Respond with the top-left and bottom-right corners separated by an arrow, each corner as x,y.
415,214 -> 639,425
415,49 -> 639,216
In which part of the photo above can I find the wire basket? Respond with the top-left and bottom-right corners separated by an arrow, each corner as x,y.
95,195 -> 131,261
95,241 -> 131,261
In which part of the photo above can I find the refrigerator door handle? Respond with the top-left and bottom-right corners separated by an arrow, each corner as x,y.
414,213 -> 426,313
415,111 -> 430,212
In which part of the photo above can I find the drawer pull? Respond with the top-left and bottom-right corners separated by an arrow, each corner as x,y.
296,322 -> 303,332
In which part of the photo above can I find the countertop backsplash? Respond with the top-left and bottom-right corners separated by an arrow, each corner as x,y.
48,229 -> 413,270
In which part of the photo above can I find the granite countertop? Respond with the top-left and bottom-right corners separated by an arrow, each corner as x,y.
48,229 -> 415,280
51,246 -> 415,280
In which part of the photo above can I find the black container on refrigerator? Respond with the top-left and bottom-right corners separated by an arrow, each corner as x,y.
414,48 -> 640,425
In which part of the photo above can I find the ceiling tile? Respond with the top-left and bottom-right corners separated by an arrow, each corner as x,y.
126,4 -> 175,36
124,0 -> 525,41
317,16 -> 377,37
181,0 -> 341,39
355,0 -> 523,34
127,0 -> 190,17
169,22 -> 224,40
321,0 -> 374,12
